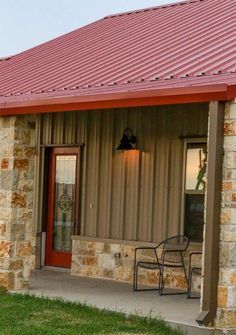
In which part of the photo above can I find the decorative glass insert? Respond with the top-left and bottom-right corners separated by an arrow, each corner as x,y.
53,155 -> 77,252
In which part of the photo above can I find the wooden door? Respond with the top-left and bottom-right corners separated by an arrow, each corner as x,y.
45,147 -> 80,268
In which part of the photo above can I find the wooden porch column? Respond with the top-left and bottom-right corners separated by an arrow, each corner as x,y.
196,101 -> 225,326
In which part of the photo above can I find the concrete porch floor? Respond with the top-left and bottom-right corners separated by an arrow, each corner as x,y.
22,269 -> 220,335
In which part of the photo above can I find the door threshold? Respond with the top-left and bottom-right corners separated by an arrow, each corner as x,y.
42,266 -> 70,273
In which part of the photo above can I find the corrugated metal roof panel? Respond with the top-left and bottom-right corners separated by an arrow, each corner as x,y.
0,0 -> 235,101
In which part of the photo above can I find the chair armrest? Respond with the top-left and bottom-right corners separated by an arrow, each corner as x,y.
134,247 -> 158,264
135,246 -> 156,252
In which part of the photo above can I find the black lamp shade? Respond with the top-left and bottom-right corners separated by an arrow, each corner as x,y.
116,134 -> 134,150
116,128 -> 137,151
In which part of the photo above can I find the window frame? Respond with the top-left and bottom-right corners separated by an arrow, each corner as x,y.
180,138 -> 207,243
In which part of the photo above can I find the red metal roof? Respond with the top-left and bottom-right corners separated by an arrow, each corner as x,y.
0,0 -> 235,114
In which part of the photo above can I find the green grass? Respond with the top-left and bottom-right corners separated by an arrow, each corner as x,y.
0,290 -> 183,335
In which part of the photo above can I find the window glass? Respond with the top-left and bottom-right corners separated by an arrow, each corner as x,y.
186,143 -> 207,191
184,142 -> 207,242
184,194 -> 204,242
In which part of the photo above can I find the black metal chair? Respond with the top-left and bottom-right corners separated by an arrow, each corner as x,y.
187,251 -> 202,299
133,235 -> 189,295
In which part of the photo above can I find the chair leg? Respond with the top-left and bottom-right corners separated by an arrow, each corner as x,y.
135,265 -> 139,291
187,269 -> 193,298
181,252 -> 189,291
133,264 -> 138,291
133,264 -> 136,291
159,266 -> 164,295
134,265 -> 161,292
187,256 -> 191,298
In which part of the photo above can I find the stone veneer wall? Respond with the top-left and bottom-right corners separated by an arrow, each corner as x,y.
0,115 -> 37,290
71,238 -> 202,292
215,100 -> 236,329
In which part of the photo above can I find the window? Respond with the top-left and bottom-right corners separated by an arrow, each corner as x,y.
183,140 -> 207,242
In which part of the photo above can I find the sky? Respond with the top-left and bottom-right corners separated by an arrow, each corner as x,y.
0,0 -> 180,57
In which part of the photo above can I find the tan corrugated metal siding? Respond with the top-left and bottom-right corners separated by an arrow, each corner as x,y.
1,0 -> 236,104
40,104 -> 208,242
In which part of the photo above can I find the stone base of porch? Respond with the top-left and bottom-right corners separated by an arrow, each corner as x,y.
71,236 -> 201,293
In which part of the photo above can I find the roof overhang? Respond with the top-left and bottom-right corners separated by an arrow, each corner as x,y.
0,83 -> 236,116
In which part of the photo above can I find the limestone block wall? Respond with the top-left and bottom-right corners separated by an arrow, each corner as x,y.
71,237 -> 202,292
216,100 -> 236,328
0,115 -> 37,290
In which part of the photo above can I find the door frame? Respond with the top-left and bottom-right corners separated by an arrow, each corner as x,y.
45,146 -> 81,268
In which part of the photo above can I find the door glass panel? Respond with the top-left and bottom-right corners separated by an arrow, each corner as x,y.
53,155 -> 76,252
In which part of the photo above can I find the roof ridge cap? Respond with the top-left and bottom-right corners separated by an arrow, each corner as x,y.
103,0 -> 205,19
0,56 -> 12,62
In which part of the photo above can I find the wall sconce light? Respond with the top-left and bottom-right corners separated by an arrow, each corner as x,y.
116,128 -> 137,150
